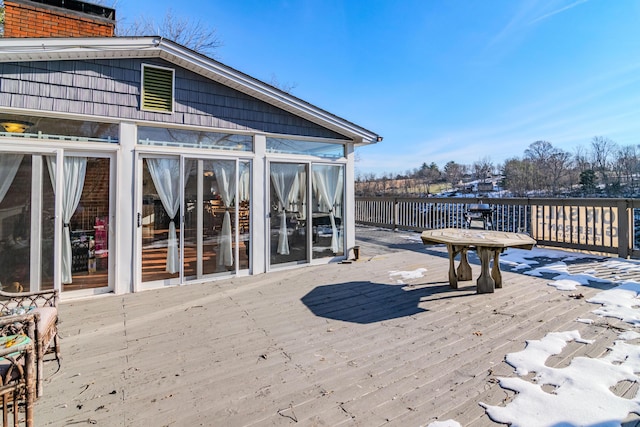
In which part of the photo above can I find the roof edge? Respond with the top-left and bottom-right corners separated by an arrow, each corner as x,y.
0,36 -> 382,144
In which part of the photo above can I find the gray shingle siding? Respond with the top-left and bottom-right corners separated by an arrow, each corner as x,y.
0,58 -> 349,140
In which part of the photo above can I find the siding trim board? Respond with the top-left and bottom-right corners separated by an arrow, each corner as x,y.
0,37 -> 381,144
1,59 -> 353,140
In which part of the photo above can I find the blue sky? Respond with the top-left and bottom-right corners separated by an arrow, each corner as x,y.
113,0 -> 640,176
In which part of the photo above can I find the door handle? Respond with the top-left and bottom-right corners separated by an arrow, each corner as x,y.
137,213 -> 141,228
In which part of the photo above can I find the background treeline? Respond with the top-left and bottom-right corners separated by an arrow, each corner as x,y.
356,136 -> 640,198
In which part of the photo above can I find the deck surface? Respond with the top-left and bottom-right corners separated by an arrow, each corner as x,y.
36,227 -> 639,426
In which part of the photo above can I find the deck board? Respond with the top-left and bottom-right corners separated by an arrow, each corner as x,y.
36,228 -> 637,426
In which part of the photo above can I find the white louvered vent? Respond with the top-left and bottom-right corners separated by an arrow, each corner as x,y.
141,65 -> 174,113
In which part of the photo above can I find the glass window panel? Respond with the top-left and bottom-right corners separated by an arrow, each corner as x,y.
203,159 -> 236,274
138,127 -> 253,152
62,157 -> 111,291
269,162 -> 308,266
266,137 -> 344,159
0,155 -> 32,293
141,157 -> 181,283
41,157 -> 55,291
312,164 -> 345,258
0,114 -> 118,143
183,159 -> 198,278
237,161 -> 250,270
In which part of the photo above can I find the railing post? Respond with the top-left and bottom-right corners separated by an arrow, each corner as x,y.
617,200 -> 630,259
393,198 -> 398,231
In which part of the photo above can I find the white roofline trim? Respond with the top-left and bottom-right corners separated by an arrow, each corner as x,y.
0,37 -> 382,144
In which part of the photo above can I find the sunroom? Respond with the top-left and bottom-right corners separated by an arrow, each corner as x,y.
0,37 -> 381,298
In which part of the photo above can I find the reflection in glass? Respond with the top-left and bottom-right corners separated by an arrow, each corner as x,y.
41,157 -> 55,290
270,162 -> 308,266
312,164 -> 344,258
138,127 -> 253,152
237,161 -> 250,270
142,158 -> 181,283
0,154 -> 31,292
58,157 -> 111,291
183,160 -> 198,278
0,114 -> 118,143
266,138 -> 344,159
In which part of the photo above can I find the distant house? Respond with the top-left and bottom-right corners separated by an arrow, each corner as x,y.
0,0 -> 381,297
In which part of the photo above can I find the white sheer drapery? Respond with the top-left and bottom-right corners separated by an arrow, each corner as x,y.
313,166 -> 344,253
211,160 -> 236,267
288,171 -> 306,221
47,156 -> 87,284
147,158 -> 182,274
270,164 -> 301,255
239,164 -> 250,203
0,154 -> 23,204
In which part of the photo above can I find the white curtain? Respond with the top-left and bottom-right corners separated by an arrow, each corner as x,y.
211,160 -> 236,267
270,164 -> 300,255
313,166 -> 344,254
288,171 -> 306,221
239,164 -> 250,203
147,158 -> 181,274
0,154 -> 23,204
47,156 -> 87,284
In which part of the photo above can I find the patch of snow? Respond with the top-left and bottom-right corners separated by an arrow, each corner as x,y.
425,421 -> 462,427
588,281 -> 640,326
400,233 -> 423,242
389,268 -> 427,284
547,279 -> 580,291
481,250 -> 640,426
480,330 -> 640,427
619,330 -> 640,341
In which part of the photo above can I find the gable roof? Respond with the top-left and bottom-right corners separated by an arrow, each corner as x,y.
0,36 -> 382,145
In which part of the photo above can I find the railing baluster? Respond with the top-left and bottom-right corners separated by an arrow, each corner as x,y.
355,196 -> 635,258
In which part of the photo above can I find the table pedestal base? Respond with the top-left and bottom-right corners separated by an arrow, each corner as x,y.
446,245 -> 473,289
476,247 -> 503,293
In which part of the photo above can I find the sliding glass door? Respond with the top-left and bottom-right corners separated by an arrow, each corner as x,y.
269,162 -> 308,266
268,162 -> 345,268
139,155 -> 250,287
0,154 -> 33,292
0,151 -> 113,294
311,164 -> 344,258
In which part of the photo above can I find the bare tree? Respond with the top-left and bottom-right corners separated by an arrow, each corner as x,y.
524,140 -> 554,192
472,157 -> 493,182
118,8 -> 222,57
268,73 -> 298,94
547,149 -> 572,195
613,145 -> 639,193
590,136 -> 617,188
443,161 -> 464,190
573,145 -> 591,173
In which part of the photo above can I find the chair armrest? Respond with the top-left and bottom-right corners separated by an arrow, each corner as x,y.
0,312 -> 38,341
0,289 -> 58,312
0,339 -> 34,359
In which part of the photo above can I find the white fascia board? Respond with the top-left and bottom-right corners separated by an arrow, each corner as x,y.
154,40 -> 380,143
0,37 -> 161,60
0,37 -> 382,144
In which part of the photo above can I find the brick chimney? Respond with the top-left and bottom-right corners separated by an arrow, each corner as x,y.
3,0 -> 116,38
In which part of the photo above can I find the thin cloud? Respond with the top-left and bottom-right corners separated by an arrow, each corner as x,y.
528,0 -> 589,25
485,0 -> 590,56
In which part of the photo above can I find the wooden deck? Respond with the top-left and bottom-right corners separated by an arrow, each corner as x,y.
36,228 -> 639,426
